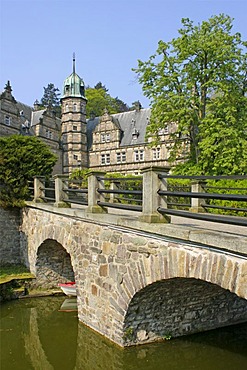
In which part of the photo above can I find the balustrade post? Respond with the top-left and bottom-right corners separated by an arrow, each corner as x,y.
139,166 -> 171,223
189,181 -> 206,213
109,180 -> 120,203
33,176 -> 45,202
87,171 -> 108,213
53,174 -> 71,208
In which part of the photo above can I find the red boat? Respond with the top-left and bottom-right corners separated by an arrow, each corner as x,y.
58,282 -> 77,296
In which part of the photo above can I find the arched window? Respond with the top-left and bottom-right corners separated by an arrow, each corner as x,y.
73,104 -> 77,112
65,104 -> 69,112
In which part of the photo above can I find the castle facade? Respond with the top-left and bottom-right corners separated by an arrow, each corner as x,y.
0,61 -> 183,176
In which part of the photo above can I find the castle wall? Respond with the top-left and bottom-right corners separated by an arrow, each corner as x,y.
0,207 -> 21,265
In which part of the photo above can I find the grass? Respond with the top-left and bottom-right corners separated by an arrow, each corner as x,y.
0,265 -> 34,284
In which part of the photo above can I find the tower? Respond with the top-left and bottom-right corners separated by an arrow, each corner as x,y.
61,55 -> 87,174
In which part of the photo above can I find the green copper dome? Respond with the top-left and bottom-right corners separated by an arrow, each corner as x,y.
62,56 -> 85,98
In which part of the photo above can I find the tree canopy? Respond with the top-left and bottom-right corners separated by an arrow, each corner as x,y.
37,83 -> 61,117
40,83 -> 60,107
85,83 -> 129,118
0,135 -> 57,207
134,14 -> 247,175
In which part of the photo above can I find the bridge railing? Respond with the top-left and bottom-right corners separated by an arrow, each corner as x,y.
32,168 -> 247,226
156,172 -> 247,226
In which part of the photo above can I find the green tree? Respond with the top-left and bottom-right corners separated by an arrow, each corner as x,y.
0,135 -> 57,207
134,14 -> 247,175
85,83 -> 129,118
39,83 -> 61,117
40,83 -> 60,107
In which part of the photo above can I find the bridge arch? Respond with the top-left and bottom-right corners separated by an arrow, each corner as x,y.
114,243 -> 247,345
122,277 -> 247,345
34,239 -> 75,288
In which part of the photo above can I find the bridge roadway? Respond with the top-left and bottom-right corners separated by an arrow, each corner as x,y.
22,202 -> 247,347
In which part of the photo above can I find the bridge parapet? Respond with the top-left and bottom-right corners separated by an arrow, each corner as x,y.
32,169 -> 247,228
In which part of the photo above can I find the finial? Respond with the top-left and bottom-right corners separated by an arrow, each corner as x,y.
73,52 -> 76,74
5,80 -> 12,92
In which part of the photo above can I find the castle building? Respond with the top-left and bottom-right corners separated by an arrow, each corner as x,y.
0,59 -> 184,176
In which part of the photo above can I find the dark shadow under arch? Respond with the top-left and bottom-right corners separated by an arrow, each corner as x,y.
123,278 -> 247,345
34,239 -> 75,288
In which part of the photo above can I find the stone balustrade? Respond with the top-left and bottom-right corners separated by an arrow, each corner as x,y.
33,167 -> 207,223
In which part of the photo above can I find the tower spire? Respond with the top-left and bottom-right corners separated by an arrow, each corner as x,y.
73,52 -> 76,74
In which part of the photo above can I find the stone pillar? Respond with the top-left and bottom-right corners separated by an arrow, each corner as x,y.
87,171 -> 108,213
109,180 -> 120,203
139,166 -> 171,223
190,181 -> 206,213
53,174 -> 71,208
33,176 -> 45,203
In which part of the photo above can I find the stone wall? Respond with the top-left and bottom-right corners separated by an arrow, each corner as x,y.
0,207 -> 21,265
20,206 -> 247,347
123,277 -> 247,345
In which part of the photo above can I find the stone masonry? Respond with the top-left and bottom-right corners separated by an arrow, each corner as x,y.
20,205 -> 247,347
0,207 -> 21,265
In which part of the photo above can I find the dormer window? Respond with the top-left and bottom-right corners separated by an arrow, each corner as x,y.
5,115 -> 11,125
65,85 -> 70,95
132,128 -> 139,140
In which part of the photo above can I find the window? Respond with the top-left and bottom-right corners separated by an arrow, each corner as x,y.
73,125 -> 77,131
45,129 -> 53,139
101,153 -> 110,165
158,127 -> 169,135
153,148 -> 161,160
101,133 -> 111,143
5,115 -> 11,125
73,104 -> 77,112
74,154 -> 78,160
134,149 -> 144,162
65,104 -> 69,112
116,151 -> 126,163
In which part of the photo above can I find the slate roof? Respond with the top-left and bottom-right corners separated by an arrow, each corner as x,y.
16,101 -> 33,122
86,108 -> 151,150
31,109 -> 46,126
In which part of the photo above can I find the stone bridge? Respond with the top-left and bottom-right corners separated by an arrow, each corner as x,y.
20,203 -> 247,347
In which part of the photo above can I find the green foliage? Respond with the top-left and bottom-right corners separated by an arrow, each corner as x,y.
104,173 -> 142,205
69,168 -> 90,188
85,83 -> 129,118
0,265 -> 34,284
123,327 -> 134,341
40,83 -> 60,107
0,135 -> 57,207
167,178 -> 191,208
162,333 -> 172,341
134,14 -> 247,175
205,179 -> 247,216
39,83 -> 61,117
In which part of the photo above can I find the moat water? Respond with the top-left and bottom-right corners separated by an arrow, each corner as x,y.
0,296 -> 247,370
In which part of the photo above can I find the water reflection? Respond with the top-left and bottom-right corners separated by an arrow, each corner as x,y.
0,297 -> 247,370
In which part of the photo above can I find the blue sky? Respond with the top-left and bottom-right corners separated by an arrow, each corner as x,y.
0,0 -> 246,108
